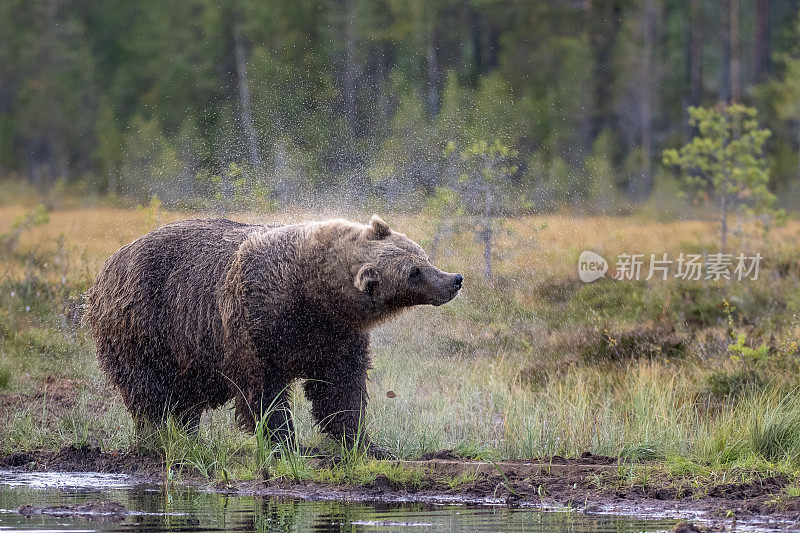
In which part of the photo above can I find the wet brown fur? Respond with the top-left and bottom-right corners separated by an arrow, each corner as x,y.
85,216 -> 460,451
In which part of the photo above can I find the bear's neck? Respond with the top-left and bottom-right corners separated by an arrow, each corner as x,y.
292,235 -> 387,331
298,289 -> 384,332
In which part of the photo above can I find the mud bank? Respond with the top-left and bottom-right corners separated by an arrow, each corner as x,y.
0,444 -> 160,478
3,446 -> 800,531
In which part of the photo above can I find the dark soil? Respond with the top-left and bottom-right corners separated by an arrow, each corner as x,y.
0,445 -> 159,477
3,446 -> 800,531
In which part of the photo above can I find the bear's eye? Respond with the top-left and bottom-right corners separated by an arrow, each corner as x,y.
408,267 -> 422,283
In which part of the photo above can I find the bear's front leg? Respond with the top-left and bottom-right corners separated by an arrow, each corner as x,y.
303,333 -> 393,459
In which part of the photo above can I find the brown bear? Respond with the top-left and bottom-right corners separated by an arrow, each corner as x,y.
85,215 -> 461,456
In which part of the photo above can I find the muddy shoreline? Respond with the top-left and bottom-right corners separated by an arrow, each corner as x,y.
3,446 -> 800,531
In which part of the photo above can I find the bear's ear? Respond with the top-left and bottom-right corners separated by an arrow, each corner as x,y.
365,214 -> 391,240
354,263 -> 381,295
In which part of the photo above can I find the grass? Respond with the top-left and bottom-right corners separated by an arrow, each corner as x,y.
2,202 -> 800,492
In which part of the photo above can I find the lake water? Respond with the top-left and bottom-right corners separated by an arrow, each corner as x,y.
0,470 -> 680,532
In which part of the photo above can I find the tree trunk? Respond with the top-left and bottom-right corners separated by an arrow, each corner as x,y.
639,0 -> 655,198
470,8 -> 483,75
688,0 -> 703,107
273,137 -> 289,202
484,175 -> 492,280
578,2 -> 593,160
426,26 -> 439,117
720,0 -> 731,103
39,0 -> 59,188
429,225 -> 443,263
343,0 -> 357,132
729,0 -> 741,103
723,105 -> 740,250
721,174 -> 728,249
754,0 -> 770,82
590,1 -> 623,141
234,29 -> 261,168
378,43 -> 390,129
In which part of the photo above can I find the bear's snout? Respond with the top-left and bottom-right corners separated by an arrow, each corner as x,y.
426,271 -> 462,306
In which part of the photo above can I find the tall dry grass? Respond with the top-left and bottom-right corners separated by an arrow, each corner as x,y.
1,203 -> 800,478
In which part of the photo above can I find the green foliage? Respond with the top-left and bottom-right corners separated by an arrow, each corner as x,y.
452,440 -> 494,461
523,150 -> 572,209
728,332 -> 771,369
13,204 -> 50,230
582,323 -> 687,363
425,186 -> 463,218
17,327 -> 77,360
663,105 -> 772,206
93,99 -> 123,194
770,44 -> 800,124
141,418 -> 242,483
121,115 -> 184,201
705,370 -> 765,402
669,282 -> 726,327
457,139 -> 519,182
701,298 -> 775,403
440,138 -> 519,278
2,204 -> 49,251
136,195 -> 162,230
0,365 -> 10,390
4,1 -> 800,208
662,105 -> 777,244
583,130 -> 624,213
566,280 -> 662,324
195,162 -> 279,215
722,298 -> 772,371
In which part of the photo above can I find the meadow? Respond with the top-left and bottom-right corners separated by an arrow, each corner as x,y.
2,193 -> 800,493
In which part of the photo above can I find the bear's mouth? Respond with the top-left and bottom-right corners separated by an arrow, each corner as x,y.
430,286 -> 460,306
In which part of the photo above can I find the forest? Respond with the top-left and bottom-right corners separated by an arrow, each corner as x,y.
2,0 -> 800,212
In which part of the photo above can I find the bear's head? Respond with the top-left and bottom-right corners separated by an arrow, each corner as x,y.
311,215 -> 462,326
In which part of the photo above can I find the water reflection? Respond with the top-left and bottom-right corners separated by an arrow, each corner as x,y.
0,470 -> 677,532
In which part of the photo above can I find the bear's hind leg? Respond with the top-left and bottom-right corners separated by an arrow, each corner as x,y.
174,404 -> 204,434
234,380 -> 295,445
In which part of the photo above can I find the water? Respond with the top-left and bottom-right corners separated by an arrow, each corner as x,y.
0,470 -> 679,532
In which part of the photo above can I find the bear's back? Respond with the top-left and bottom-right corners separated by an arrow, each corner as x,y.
87,218 -> 272,369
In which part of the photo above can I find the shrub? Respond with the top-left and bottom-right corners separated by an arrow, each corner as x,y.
0,366 -> 10,389
669,282 -> 725,328
581,322 -> 687,363
704,370 -> 765,402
